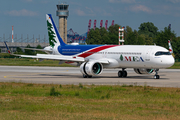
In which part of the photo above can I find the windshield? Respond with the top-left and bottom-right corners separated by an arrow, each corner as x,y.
155,51 -> 171,56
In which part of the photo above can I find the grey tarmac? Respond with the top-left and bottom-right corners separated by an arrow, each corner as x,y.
0,66 -> 180,87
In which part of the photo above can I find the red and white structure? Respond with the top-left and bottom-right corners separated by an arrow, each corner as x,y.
100,20 -> 103,28
105,20 -> 108,30
168,40 -> 173,54
111,20 -> 114,26
12,26 -> 14,43
87,19 -> 92,34
119,27 -> 124,45
93,20 -> 97,30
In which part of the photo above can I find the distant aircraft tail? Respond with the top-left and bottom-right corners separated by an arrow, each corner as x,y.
168,40 -> 173,53
4,41 -> 12,54
46,14 -> 66,48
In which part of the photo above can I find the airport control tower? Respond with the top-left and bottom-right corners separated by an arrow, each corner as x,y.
56,3 -> 69,44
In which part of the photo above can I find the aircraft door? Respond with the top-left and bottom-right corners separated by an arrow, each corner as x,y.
103,51 -> 108,58
145,48 -> 152,62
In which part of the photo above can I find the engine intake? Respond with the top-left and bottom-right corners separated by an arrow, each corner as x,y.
80,61 -> 103,76
134,68 -> 154,74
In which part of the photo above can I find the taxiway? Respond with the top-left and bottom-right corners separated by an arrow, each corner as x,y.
0,66 -> 180,87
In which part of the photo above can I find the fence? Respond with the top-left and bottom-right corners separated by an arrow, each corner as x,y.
0,34 -> 49,53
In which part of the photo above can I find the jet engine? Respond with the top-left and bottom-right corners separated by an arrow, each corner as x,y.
80,61 -> 103,76
134,68 -> 155,74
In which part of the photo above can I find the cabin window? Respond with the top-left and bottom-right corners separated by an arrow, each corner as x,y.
155,51 -> 171,56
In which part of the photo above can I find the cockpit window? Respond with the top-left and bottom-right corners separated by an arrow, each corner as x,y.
155,51 -> 171,56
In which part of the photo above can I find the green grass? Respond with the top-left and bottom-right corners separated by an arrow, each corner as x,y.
0,58 -> 74,67
168,62 -> 180,69
0,82 -> 180,119
0,58 -> 180,69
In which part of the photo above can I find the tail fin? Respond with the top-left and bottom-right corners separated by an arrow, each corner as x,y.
168,40 -> 173,53
4,41 -> 12,54
46,14 -> 66,48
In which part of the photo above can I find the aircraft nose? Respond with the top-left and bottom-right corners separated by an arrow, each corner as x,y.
167,56 -> 175,67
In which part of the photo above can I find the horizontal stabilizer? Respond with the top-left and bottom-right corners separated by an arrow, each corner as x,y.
22,48 -> 52,52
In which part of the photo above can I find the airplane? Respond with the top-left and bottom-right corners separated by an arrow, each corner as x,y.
4,14 -> 175,79
168,40 -> 173,54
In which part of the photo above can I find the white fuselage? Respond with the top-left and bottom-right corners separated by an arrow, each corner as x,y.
66,45 -> 175,69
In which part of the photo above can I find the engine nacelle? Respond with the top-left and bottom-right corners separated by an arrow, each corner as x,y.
134,68 -> 154,74
80,61 -> 103,76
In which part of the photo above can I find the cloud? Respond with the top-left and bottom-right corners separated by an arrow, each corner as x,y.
154,5 -> 180,17
75,9 -> 86,16
74,7 -> 95,16
5,9 -> 38,16
85,7 -> 94,14
22,0 -> 33,2
130,5 -> 152,13
41,1 -> 49,4
166,0 -> 180,3
93,7 -> 112,16
109,0 -> 136,3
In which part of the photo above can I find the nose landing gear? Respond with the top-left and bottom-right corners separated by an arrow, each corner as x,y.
154,69 -> 160,79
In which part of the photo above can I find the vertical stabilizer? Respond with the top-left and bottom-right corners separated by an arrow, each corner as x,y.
168,40 -> 173,54
46,14 -> 66,48
4,41 -> 11,54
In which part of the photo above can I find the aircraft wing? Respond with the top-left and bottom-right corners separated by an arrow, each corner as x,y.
16,54 -> 85,62
4,41 -> 110,63
16,54 -> 111,63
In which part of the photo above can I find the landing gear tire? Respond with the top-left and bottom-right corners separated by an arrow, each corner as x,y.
154,75 -> 160,79
122,71 -> 127,77
118,71 -> 123,77
118,70 -> 127,77
87,75 -> 92,78
154,69 -> 160,79
83,74 -> 92,78
83,74 -> 87,78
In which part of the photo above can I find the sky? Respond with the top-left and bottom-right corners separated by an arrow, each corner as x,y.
0,0 -> 180,41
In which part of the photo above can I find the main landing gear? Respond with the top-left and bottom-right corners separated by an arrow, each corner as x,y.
118,68 -> 127,77
154,69 -> 160,79
83,74 -> 92,78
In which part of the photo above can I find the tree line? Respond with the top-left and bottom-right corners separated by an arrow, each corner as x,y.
87,22 -> 180,61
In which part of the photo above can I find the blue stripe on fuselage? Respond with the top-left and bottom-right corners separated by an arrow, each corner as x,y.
58,45 -> 102,55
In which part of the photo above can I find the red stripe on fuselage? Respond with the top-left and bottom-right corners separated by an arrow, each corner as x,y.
78,45 -> 118,58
